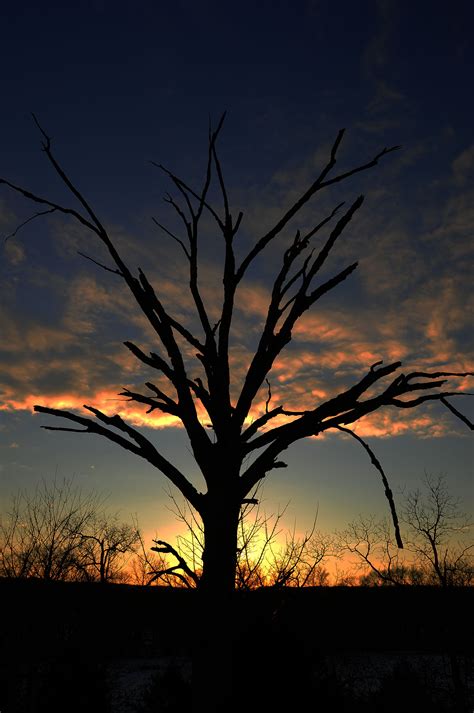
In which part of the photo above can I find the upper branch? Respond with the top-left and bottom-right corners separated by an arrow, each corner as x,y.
31,114 -> 106,234
233,196 -> 364,430
0,178 -> 100,236
154,115 -> 241,432
152,119 -> 234,384
235,131 -> 399,282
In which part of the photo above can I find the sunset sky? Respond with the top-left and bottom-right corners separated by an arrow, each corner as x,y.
0,0 -> 472,542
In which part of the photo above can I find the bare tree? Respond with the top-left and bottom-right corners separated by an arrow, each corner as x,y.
0,478 -> 142,583
1,117 -> 471,593
263,519 -> 334,588
0,478 -> 100,580
402,473 -> 473,587
0,491 -> 38,579
338,475 -> 473,586
402,474 -> 474,711
2,116 -> 473,709
75,514 -> 140,583
337,515 -> 406,585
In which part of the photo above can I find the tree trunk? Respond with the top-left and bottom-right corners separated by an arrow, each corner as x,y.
193,498 -> 240,713
200,498 -> 239,594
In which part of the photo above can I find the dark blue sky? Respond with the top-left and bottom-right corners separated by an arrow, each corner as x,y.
0,0 -> 472,539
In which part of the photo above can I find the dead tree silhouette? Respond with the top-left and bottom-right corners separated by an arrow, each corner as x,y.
1,114 -> 472,711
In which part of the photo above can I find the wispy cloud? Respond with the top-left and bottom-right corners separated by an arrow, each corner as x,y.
452,144 -> 474,186
4,239 -> 25,265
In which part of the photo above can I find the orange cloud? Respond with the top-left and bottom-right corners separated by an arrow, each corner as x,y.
0,389 -> 182,429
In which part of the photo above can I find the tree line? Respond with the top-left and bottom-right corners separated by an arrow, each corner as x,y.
1,474 -> 471,588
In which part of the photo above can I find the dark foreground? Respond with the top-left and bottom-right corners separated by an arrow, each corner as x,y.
1,579 -> 472,712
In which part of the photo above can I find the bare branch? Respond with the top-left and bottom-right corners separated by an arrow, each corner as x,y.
33,405 -> 203,509
145,381 -> 179,408
77,251 -> 123,276
0,178 -> 100,235
407,370 -> 474,380
153,163 -> 220,226
244,365 -> 472,457
212,142 -> 230,221
31,113 -> 106,234
123,341 -> 174,380
240,364 -> 473,497
236,132 -> 399,281
304,196 -> 364,287
167,314 -> 206,353
164,191 -> 192,231
441,396 -> 474,430
334,426 -> 403,548
306,261 -> 358,304
264,379 -> 272,414
151,539 -> 200,587
3,207 -> 58,241
152,216 -> 191,260
233,193 -> 362,431
241,406 -> 284,442
119,387 -> 179,416
390,392 -> 473,410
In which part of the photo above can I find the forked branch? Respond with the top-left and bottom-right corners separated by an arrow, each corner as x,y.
150,539 -> 200,587
235,131 -> 399,281
240,367 -> 473,496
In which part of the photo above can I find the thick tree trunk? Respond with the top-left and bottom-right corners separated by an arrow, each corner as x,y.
199,500 -> 239,593
192,498 -> 240,713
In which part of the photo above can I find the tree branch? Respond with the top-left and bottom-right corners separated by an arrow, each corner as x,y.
151,539 -> 200,587
235,132 -> 399,281
152,216 -> 191,260
123,341 -> 174,380
77,251 -> 123,276
0,178 -> 100,235
3,207 -> 58,241
33,404 -> 203,509
241,406 -> 284,442
233,195 -> 363,430
31,113 -> 106,234
240,365 -> 473,495
119,387 -> 179,416
334,425 -> 403,548
440,396 -> 474,430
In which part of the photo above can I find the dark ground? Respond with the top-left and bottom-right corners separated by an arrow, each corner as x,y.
1,579 -> 472,712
